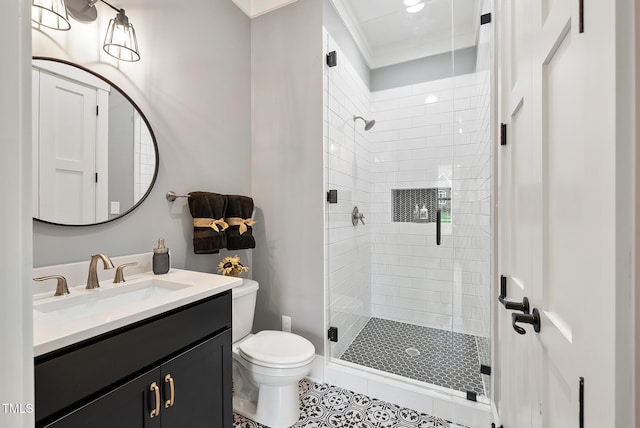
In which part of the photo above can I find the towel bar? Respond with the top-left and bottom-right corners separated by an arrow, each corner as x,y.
166,191 -> 191,202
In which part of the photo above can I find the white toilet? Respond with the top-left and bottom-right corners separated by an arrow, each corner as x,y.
231,279 -> 315,428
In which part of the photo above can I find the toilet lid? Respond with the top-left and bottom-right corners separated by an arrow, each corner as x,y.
239,330 -> 315,367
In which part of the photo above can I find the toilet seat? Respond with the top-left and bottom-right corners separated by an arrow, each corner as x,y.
238,330 -> 315,369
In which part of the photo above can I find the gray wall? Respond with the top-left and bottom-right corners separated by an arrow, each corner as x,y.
251,0 -> 325,355
32,0 -> 252,273
371,46 -> 477,91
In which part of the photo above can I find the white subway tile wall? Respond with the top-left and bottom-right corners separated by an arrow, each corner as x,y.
325,29 -> 492,349
369,72 -> 491,337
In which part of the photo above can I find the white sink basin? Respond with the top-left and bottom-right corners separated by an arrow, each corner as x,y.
33,269 -> 242,356
34,278 -> 190,321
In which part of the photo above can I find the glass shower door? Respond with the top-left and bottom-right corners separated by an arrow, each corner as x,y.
324,0 -> 493,401
324,30 -> 373,365
448,0 -> 493,401
324,9 -> 457,393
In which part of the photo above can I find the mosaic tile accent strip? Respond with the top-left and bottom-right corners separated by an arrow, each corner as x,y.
233,379 -> 468,428
339,318 -> 485,396
392,188 -> 451,223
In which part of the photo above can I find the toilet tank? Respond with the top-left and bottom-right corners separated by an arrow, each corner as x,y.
231,279 -> 259,343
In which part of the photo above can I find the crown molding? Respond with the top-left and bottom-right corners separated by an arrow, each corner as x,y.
232,0 -> 301,18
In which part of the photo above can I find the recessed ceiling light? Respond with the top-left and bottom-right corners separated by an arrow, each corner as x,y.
406,3 -> 425,13
403,0 -> 421,6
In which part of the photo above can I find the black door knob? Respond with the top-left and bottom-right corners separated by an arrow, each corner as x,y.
512,308 -> 541,335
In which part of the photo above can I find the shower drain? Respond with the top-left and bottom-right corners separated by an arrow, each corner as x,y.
405,347 -> 421,357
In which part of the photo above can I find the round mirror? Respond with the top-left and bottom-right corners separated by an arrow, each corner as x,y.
32,57 -> 158,226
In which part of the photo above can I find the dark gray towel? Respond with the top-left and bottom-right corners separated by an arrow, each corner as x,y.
188,192 -> 228,254
224,195 -> 256,250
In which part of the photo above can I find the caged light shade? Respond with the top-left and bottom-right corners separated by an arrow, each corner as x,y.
103,9 -> 140,62
32,0 -> 71,31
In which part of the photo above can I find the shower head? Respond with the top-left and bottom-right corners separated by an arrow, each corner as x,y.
353,115 -> 376,131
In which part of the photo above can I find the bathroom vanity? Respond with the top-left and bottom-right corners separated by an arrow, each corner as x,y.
32,268 -> 239,428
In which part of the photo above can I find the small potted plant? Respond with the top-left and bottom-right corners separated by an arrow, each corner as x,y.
217,255 -> 249,277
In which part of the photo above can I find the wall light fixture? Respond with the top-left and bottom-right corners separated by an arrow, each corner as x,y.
32,0 -> 71,31
100,4 -> 140,62
32,0 -> 140,62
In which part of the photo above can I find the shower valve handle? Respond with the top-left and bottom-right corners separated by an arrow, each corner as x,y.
352,206 -> 365,226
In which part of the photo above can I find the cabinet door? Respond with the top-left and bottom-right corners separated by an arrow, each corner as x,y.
160,330 -> 232,428
43,367 -> 162,428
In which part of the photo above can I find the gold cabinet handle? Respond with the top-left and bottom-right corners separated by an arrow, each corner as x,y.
150,382 -> 160,418
164,374 -> 175,408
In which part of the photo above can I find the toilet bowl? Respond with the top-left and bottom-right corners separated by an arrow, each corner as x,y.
231,280 -> 315,428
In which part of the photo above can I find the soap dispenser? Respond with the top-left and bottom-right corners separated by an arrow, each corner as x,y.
153,238 -> 170,274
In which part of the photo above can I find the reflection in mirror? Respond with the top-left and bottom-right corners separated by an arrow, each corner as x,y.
32,58 -> 158,226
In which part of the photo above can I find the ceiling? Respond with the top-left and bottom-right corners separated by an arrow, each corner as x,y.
232,0 -> 481,69
331,0 -> 482,69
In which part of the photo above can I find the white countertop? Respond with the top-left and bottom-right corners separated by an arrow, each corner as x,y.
33,269 -> 241,357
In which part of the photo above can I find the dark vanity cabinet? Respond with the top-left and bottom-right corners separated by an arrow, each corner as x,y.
35,291 -> 232,428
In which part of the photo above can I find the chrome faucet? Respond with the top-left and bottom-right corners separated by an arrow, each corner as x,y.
86,254 -> 115,289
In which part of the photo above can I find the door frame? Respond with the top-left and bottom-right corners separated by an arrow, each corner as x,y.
634,1 -> 640,425
490,0 -> 501,423
616,0 -> 636,426
0,1 -> 34,428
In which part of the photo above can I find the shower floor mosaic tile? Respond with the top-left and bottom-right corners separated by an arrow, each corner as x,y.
339,318 -> 487,397
476,336 -> 491,397
232,379 -> 468,428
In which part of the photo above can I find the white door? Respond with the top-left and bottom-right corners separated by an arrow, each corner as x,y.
498,0 -> 617,426
38,71 -> 98,224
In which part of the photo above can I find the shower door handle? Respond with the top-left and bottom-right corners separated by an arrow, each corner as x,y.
499,296 -> 530,313
436,209 -> 441,246
512,308 -> 541,335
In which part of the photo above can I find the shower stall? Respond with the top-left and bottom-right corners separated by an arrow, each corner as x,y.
324,0 -> 493,402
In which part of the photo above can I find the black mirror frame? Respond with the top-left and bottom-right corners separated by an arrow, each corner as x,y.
32,56 -> 159,227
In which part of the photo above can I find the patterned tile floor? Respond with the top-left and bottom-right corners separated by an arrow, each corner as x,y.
233,379 -> 468,428
339,318 -> 488,397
